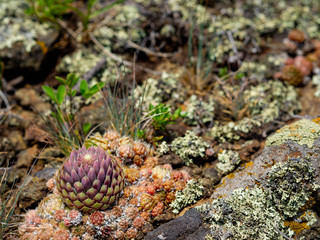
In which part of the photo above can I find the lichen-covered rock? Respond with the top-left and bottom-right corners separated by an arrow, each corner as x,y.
0,0 -> 58,72
198,187 -> 294,240
266,119 -> 320,148
265,158 -> 317,218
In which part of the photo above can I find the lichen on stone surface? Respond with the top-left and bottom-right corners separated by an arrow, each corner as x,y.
182,95 -> 215,126
170,179 -> 204,214
169,130 -> 210,165
264,158 -> 317,218
266,119 -> 320,148
216,150 -> 241,175
197,187 -> 294,240
0,0 -> 53,52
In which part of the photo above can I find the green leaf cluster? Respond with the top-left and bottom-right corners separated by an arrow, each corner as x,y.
41,73 -> 104,155
26,0 -> 126,34
148,103 -> 186,131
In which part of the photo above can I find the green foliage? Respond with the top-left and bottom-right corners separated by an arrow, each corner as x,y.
25,0 -> 73,22
26,0 -> 127,34
103,75 -> 146,139
41,73 -> 104,155
148,103 -> 185,131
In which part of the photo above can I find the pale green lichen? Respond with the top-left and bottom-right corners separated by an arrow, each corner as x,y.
168,0 -> 211,26
57,47 -> 130,86
197,156 -> 317,239
94,3 -> 145,49
170,179 -> 204,214
169,130 -> 209,165
216,150 -> 241,175
135,73 -> 184,109
265,158 -> 317,218
266,119 -> 320,148
182,95 -> 215,126
0,0 -> 53,52
157,141 -> 170,156
239,61 -> 268,80
210,80 -> 300,142
197,187 -> 294,240
57,48 -> 103,76
279,4 -> 320,38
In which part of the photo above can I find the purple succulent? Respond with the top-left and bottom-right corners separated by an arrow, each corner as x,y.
56,146 -> 125,213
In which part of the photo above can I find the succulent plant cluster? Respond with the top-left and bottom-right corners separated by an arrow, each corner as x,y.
86,130 -> 154,165
19,131 -> 192,239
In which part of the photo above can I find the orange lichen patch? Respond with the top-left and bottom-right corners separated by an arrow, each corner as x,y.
284,220 -> 310,235
36,40 -> 48,55
245,162 -> 254,169
226,173 -> 235,179
312,117 -> 320,124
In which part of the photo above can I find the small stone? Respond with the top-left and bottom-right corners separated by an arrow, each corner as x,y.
8,130 -> 26,151
16,145 -> 39,168
288,29 -> 305,43
14,88 -> 41,107
293,56 -> 313,76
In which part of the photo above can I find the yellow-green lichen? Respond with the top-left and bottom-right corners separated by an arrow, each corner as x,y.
216,150 -> 241,175
170,179 -> 204,214
265,158 -> 317,218
197,187 -> 294,240
169,130 -> 210,165
183,95 -> 215,126
135,73 -> 184,109
266,119 -> 320,148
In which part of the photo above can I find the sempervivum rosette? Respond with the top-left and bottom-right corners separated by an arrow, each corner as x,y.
56,146 -> 125,213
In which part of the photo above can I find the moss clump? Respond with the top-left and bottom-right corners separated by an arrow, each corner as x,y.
265,158 -> 317,218
197,187 -> 294,240
183,95 -> 215,126
162,130 -> 209,165
170,179 -> 204,214
266,119 -> 320,148
216,150 -> 241,175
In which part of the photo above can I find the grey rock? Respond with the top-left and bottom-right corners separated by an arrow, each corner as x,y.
145,208 -> 202,240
